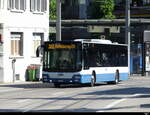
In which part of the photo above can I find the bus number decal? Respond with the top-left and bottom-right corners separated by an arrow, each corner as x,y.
48,44 -> 76,49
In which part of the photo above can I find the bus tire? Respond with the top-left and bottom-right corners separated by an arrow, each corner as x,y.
54,83 -> 61,88
90,72 -> 96,87
113,70 -> 120,84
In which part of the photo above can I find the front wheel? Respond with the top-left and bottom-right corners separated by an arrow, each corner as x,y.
90,74 -> 95,87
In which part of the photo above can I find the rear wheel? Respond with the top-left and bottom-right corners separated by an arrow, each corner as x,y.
113,70 -> 120,84
107,70 -> 120,85
90,72 -> 96,87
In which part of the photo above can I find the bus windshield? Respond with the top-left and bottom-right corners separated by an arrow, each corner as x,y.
43,43 -> 82,72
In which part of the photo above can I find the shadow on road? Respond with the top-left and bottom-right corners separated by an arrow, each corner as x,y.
81,87 -> 150,95
0,82 -> 54,88
0,82 -> 108,89
0,85 -> 150,112
0,107 -> 147,113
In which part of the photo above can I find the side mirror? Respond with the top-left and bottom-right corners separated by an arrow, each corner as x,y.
36,45 -> 44,57
36,47 -> 40,57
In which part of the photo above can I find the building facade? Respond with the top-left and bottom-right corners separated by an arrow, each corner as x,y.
0,0 -> 49,82
61,0 -> 150,19
50,0 -> 150,76
62,0 -> 90,19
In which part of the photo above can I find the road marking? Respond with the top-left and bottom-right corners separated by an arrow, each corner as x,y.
51,92 -> 64,96
0,88 -> 22,93
96,94 -> 141,112
17,99 -> 31,103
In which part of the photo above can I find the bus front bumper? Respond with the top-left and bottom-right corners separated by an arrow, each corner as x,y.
42,74 -> 82,84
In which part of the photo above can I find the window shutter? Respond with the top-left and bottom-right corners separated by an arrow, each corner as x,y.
15,0 -> 19,10
37,0 -> 40,11
0,0 -> 2,9
40,0 -> 42,12
41,0 -> 47,12
44,0 -> 47,12
20,0 -> 26,10
30,0 -> 34,11
7,0 -> 11,9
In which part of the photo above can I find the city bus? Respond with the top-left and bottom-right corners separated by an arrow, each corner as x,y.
36,39 -> 128,87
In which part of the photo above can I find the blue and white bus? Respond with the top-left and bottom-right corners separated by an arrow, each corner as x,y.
37,39 -> 128,87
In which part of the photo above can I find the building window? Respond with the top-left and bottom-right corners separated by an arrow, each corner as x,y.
63,0 -> 78,6
0,0 -> 4,9
30,0 -> 47,13
114,0 -> 122,4
10,32 -> 23,56
143,0 -> 150,5
32,33 -> 43,57
7,0 -> 26,11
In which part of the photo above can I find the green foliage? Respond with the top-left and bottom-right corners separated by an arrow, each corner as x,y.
49,0 -> 56,20
49,0 -> 115,20
100,0 -> 115,19
91,0 -> 116,19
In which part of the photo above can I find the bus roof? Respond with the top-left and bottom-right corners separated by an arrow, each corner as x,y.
74,39 -> 128,46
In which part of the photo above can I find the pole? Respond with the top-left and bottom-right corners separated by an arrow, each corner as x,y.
56,0 -> 61,41
12,58 -> 16,83
125,0 -> 131,76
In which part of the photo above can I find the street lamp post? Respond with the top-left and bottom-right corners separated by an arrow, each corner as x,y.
56,0 -> 61,41
125,0 -> 131,76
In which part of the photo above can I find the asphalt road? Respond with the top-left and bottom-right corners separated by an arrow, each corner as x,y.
0,76 -> 150,112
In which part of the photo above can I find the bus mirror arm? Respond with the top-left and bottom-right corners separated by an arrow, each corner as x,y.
36,45 -> 44,57
36,48 -> 39,57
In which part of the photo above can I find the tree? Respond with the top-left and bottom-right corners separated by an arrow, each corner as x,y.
91,0 -> 115,19
49,0 -> 56,20
100,0 -> 115,19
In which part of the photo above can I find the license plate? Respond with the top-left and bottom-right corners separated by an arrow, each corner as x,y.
58,74 -> 64,76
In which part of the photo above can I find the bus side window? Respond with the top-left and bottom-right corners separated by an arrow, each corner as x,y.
102,53 -> 109,66
95,50 -> 102,67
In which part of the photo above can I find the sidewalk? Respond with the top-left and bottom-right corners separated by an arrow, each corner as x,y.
0,81 -> 42,85
130,74 -> 150,77
0,81 -> 54,89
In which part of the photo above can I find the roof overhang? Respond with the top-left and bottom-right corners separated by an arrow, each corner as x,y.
49,19 -> 150,26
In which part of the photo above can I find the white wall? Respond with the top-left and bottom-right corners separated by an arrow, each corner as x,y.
0,0 -> 49,82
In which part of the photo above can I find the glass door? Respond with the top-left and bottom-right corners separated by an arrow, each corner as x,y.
130,44 -> 143,74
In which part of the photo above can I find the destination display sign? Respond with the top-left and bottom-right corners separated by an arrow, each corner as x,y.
47,44 -> 76,49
